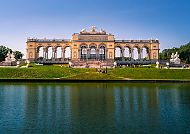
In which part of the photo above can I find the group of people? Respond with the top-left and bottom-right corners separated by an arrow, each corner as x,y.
96,67 -> 108,74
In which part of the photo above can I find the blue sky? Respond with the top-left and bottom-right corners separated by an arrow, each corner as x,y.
0,0 -> 190,57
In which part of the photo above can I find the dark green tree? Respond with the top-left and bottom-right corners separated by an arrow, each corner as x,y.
0,45 -> 12,62
159,42 -> 190,63
13,51 -> 23,60
0,45 -> 23,62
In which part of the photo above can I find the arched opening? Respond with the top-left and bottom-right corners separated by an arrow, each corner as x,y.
133,47 -> 139,60
37,46 -> 44,61
115,47 -> 122,57
142,47 -> 149,60
56,47 -> 62,61
81,46 -> 87,60
90,46 -> 96,59
115,46 -> 122,61
124,47 -> 130,60
65,47 -> 71,60
47,46 -> 53,60
99,46 -> 105,60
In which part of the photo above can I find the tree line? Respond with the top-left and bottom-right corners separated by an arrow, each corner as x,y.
0,45 -> 23,62
159,42 -> 190,64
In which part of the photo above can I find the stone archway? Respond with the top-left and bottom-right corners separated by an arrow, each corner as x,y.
133,47 -> 139,60
81,46 -> 87,60
141,46 -> 150,60
55,46 -> 62,61
36,46 -> 44,61
89,46 -> 96,59
99,46 -> 106,60
115,46 -> 123,61
115,46 -> 122,58
64,46 -> 71,60
47,46 -> 53,60
124,46 -> 131,61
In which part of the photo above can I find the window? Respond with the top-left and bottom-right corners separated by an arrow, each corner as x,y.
153,52 -> 157,59
109,52 -> 112,58
90,48 -> 96,54
29,52 -> 33,58
82,48 -> 87,54
73,52 -> 77,58
99,47 -> 105,54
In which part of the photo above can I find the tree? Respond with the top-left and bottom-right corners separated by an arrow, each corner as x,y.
0,45 -> 12,62
178,42 -> 190,63
13,51 -> 23,60
159,42 -> 190,63
0,45 -> 23,62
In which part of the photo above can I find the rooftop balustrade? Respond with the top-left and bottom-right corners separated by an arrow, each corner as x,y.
115,40 -> 159,43
27,38 -> 71,42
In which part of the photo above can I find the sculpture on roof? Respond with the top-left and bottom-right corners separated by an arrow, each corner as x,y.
100,28 -> 106,34
90,25 -> 96,32
80,28 -> 87,33
79,26 -> 107,35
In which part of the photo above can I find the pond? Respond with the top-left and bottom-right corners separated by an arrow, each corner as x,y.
0,82 -> 190,134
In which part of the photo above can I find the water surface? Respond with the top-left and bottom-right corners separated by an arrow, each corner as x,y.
0,82 -> 190,134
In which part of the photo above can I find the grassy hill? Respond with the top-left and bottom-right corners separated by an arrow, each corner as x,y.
0,65 -> 190,80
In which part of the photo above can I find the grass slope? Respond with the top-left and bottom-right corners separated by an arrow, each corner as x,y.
0,65 -> 190,80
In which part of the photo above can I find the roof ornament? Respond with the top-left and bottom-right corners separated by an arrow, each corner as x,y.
100,28 -> 106,33
90,25 -> 96,32
80,28 -> 86,33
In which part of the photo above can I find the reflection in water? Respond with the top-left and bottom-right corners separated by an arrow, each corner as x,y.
114,88 -> 122,130
63,87 -> 71,133
0,83 -> 190,134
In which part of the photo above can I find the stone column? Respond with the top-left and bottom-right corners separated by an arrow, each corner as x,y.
130,48 -> 134,60
55,51 -> 57,59
55,48 -> 58,61
121,49 -> 125,61
96,49 -> 99,60
141,49 -> 144,60
78,49 -> 81,60
87,48 -> 90,60
129,49 -> 131,60
139,48 -> 143,60
43,48 -> 45,59
46,51 -> 48,59
52,50 -> 54,59
35,49 -> 39,60
70,48 -> 72,60
46,48 -> 49,59
43,47 -> 46,60
105,49 -> 108,60
146,49 -> 150,60
61,48 -> 65,61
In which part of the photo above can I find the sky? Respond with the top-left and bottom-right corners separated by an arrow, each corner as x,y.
0,0 -> 190,57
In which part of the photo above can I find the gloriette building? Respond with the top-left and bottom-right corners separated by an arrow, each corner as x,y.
26,26 -> 160,66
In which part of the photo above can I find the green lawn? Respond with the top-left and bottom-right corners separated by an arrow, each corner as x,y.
109,68 -> 190,80
0,65 -> 190,80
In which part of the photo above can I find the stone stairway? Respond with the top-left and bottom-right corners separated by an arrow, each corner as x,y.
71,60 -> 114,68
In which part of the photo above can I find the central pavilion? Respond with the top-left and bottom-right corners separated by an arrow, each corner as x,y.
26,26 -> 160,67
